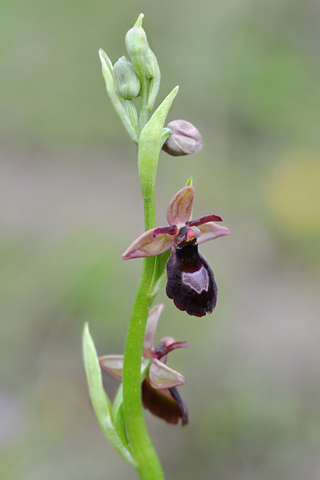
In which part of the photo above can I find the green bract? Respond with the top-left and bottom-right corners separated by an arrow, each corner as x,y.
82,324 -> 137,468
138,86 -> 179,200
99,49 -> 139,142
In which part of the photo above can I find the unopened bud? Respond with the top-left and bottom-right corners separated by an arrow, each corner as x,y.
113,56 -> 141,99
145,48 -> 157,79
162,120 -> 202,156
125,14 -> 148,78
145,48 -> 161,111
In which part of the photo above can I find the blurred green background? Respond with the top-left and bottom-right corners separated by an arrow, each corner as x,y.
1,0 -> 320,479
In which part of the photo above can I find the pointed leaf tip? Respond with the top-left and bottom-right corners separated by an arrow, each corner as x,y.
99,49 -> 113,74
171,86 -> 179,98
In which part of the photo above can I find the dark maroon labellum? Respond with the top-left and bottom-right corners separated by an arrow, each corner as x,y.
142,377 -> 188,426
166,240 -> 217,317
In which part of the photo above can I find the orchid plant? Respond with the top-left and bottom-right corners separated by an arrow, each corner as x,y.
82,14 -> 230,480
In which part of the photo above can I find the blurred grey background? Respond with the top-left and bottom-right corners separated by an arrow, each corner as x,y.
1,0 -> 320,479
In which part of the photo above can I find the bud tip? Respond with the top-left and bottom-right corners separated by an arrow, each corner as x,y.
135,13 -> 144,27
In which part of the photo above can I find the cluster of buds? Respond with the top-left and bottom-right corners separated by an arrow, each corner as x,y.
100,13 -> 202,159
99,14 -> 161,143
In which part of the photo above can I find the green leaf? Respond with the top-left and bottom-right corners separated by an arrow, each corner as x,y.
112,384 -> 130,450
82,323 -> 137,468
99,49 -> 139,143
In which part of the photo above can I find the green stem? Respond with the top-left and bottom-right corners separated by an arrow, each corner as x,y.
122,194 -> 165,480
139,75 -> 150,131
122,86 -> 178,480
123,259 -> 164,480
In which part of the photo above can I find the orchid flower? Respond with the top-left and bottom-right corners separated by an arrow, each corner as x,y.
122,186 -> 230,316
99,304 -> 189,425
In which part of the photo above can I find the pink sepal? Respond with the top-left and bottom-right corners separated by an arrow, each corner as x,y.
122,228 -> 174,260
143,304 -> 164,358
99,355 -> 124,381
149,358 -> 186,390
197,222 -> 230,244
166,186 -> 194,226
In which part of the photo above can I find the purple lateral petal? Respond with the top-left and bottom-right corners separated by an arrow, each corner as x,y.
153,225 -> 178,239
157,341 -> 189,358
166,186 -> 194,226
187,214 -> 223,226
149,358 -> 185,389
99,355 -> 124,381
154,340 -> 189,360
122,229 -> 174,260
197,222 -> 230,244
143,304 -> 164,359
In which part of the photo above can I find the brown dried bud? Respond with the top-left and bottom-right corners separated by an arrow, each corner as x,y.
162,120 -> 202,157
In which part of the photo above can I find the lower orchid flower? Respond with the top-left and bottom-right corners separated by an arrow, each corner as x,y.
122,185 -> 230,317
99,304 -> 189,425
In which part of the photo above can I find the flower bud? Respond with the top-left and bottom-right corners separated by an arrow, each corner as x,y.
145,47 -> 161,111
113,56 -> 141,99
145,48 -> 157,79
125,14 -> 148,78
162,120 -> 202,156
